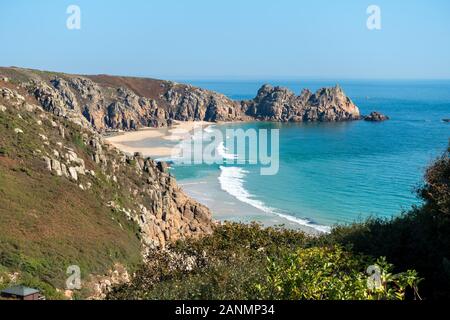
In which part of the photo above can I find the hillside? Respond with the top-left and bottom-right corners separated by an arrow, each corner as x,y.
0,77 -> 212,298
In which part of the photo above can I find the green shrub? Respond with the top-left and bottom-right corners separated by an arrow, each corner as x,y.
71,132 -> 85,149
256,246 -> 420,300
108,224 -> 419,300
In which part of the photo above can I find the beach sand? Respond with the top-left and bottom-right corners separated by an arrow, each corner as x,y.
105,121 -> 211,158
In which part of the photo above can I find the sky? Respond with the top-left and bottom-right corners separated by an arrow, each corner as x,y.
1,0 -> 449,80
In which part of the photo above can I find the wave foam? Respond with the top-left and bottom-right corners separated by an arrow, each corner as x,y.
217,142 -> 238,160
218,166 -> 331,233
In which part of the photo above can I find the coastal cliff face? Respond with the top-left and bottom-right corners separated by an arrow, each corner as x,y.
0,74 -> 212,296
0,84 -> 212,248
0,67 -> 360,132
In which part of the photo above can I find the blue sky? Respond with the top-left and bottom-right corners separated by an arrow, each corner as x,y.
1,0 -> 449,80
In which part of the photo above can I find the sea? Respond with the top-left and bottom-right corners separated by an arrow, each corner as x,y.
163,80 -> 450,233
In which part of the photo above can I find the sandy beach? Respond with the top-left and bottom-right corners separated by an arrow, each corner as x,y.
105,121 -> 212,158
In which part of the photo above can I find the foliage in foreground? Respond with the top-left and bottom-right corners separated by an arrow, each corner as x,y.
107,223 -> 420,300
259,246 -> 419,300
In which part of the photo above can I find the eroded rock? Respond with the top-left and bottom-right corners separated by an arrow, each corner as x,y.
364,111 -> 390,122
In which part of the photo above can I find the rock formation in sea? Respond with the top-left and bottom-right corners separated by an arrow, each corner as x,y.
243,84 -> 361,122
364,111 -> 390,122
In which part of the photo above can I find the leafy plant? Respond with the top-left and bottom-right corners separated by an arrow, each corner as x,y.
256,246 -> 420,300
108,224 -> 420,300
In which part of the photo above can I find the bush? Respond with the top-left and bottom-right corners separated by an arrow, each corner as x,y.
108,223 -> 310,300
420,146 -> 450,216
107,224 -> 419,300
256,246 -> 420,300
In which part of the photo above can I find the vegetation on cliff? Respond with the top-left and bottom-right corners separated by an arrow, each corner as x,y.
0,80 -> 212,299
326,145 -> 450,299
107,222 -> 421,300
0,99 -> 141,298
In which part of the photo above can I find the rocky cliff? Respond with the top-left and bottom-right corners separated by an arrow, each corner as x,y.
0,67 -> 361,132
0,83 -> 212,245
0,74 -> 212,297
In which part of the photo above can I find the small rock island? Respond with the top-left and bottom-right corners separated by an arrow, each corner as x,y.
364,111 -> 390,122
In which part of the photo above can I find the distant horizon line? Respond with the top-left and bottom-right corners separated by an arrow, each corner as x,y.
172,77 -> 450,82
2,65 -> 450,83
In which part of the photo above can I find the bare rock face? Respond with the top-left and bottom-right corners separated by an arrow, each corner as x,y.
32,81 -> 67,116
130,154 -> 213,249
364,111 -> 390,122
50,78 -> 80,111
244,84 -> 361,122
164,84 -> 247,122
29,76 -> 158,131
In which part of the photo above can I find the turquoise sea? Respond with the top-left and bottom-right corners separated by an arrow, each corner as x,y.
169,80 -> 450,232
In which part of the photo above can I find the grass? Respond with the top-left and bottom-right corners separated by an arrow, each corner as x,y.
0,104 -> 144,298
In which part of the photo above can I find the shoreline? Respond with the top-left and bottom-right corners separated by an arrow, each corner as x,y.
178,173 -> 325,235
105,121 -> 326,236
104,121 -> 212,158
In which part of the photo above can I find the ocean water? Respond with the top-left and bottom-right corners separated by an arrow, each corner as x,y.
170,80 -> 450,232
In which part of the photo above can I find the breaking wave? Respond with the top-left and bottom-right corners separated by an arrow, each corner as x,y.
218,166 -> 331,233
217,142 -> 238,160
